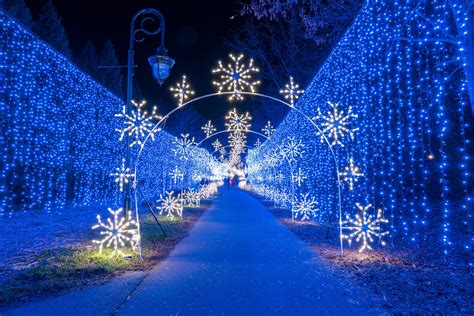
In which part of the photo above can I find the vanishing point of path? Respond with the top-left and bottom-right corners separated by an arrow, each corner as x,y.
6,189 -> 378,315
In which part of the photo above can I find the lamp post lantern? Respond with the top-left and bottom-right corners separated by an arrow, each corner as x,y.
124,8 -> 174,219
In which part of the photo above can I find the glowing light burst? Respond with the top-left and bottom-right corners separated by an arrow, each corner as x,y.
110,158 -> 134,192
173,133 -> 197,160
170,75 -> 195,107
262,121 -> 275,137
157,191 -> 182,218
202,120 -> 217,138
225,108 -> 252,131
115,100 -> 161,148
169,166 -> 183,185
282,137 -> 305,163
341,158 -> 364,190
92,208 -> 138,256
342,203 -> 389,252
293,193 -> 318,221
279,76 -> 304,107
212,53 -> 260,101
312,101 -> 359,147
292,167 -> 307,187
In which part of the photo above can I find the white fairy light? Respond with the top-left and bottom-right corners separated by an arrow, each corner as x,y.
115,100 -> 161,148
279,76 -> 304,107
292,167 -> 307,187
342,203 -> 389,252
202,120 -> 217,138
170,75 -> 195,107
341,158 -> 364,190
92,208 -> 138,256
212,53 -> 260,101
262,121 -> 275,137
282,136 -> 305,163
312,101 -> 359,147
293,192 -> 318,221
225,108 -> 252,131
110,158 -> 134,192
172,133 -> 197,160
169,166 -> 184,185
157,191 -> 182,218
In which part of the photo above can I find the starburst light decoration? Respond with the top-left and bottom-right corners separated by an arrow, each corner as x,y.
342,203 -> 389,252
282,136 -> 305,163
157,191 -> 182,218
110,158 -> 134,192
170,75 -> 195,107
312,101 -> 359,147
92,208 -> 138,256
341,158 -> 364,190
169,166 -> 183,185
115,100 -> 161,148
202,120 -> 217,138
172,133 -> 197,160
225,108 -> 252,131
292,167 -> 307,187
279,76 -> 304,107
212,53 -> 260,101
293,193 -> 318,221
262,121 -> 275,137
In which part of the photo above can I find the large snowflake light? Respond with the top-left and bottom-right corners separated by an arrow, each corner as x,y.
183,188 -> 200,208
170,75 -> 195,107
202,120 -> 217,138
280,76 -> 304,107
312,101 -> 359,147
341,158 -> 364,190
172,133 -> 197,160
225,108 -> 252,131
212,53 -> 260,101
157,191 -> 182,218
282,136 -> 305,163
110,158 -> 134,192
342,203 -> 389,252
115,100 -> 161,148
262,121 -> 275,137
92,208 -> 138,256
293,193 -> 318,221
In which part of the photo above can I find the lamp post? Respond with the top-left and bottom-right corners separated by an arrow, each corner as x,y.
125,9 -> 174,219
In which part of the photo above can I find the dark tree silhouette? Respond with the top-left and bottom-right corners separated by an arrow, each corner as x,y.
76,40 -> 99,80
33,0 -> 71,58
98,40 -> 123,98
1,0 -> 33,28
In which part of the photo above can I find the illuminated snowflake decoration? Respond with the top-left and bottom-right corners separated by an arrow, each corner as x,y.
183,188 -> 200,207
342,203 -> 389,252
169,166 -> 183,185
262,121 -> 275,137
212,139 -> 223,151
202,120 -> 217,138
225,108 -> 252,131
279,76 -> 304,107
312,101 -> 359,147
115,100 -> 161,148
172,133 -> 197,160
212,53 -> 260,101
228,131 -> 247,148
341,158 -> 364,190
266,150 -> 281,167
170,75 -> 195,107
292,167 -> 307,187
282,137 -> 305,163
293,193 -> 318,221
157,191 -> 182,218
92,208 -> 138,256
254,138 -> 262,149
110,158 -> 134,192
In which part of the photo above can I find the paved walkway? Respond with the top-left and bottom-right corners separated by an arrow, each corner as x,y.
6,189 -> 377,315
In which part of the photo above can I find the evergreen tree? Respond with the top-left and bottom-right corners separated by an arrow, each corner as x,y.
76,40 -> 99,80
33,0 -> 71,58
2,0 -> 33,28
98,40 -> 123,98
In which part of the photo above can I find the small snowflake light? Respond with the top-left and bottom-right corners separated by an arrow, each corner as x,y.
293,193 -> 318,221
202,120 -> 217,138
282,136 -> 305,163
170,75 -> 195,107
212,139 -> 223,151
254,138 -> 262,149
342,203 -> 389,252
225,108 -> 252,131
228,131 -> 247,148
183,188 -> 200,207
312,101 -> 359,147
262,121 -> 275,137
173,133 -> 197,160
280,76 -> 304,107
341,158 -> 364,190
157,191 -> 182,218
92,208 -> 138,256
115,100 -> 161,148
292,167 -> 307,187
110,158 -> 134,192
169,166 -> 183,185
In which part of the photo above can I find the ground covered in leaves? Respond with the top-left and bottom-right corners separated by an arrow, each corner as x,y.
0,201 -> 212,308
266,204 -> 473,314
